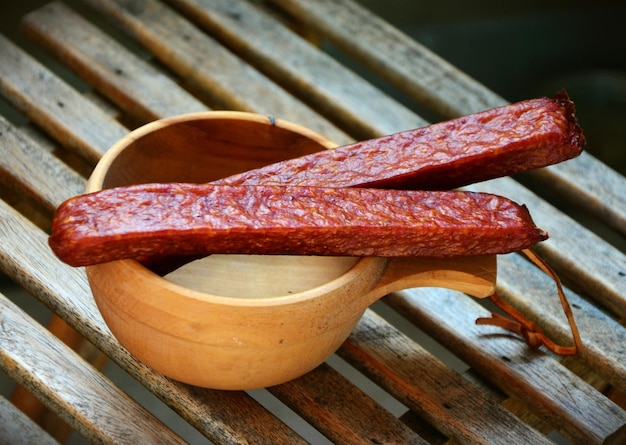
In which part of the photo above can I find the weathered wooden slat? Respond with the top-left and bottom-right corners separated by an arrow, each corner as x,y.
270,362 -> 429,445
79,0 -> 353,145
0,34 -> 128,165
383,286 -> 626,445
21,2 -> 208,123
0,290 -> 187,444
0,199 -> 308,445
496,253 -> 626,392
270,0 -> 626,238
526,160 -> 626,237
454,369 -> 556,435
0,115 -> 84,214
269,0 -> 506,118
167,0 -> 427,138
466,178 -> 626,320
339,310 -> 552,445
0,395 -> 58,445
0,104 -> 108,436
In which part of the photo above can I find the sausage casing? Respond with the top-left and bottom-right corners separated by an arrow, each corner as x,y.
49,184 -> 547,267
217,93 -> 584,190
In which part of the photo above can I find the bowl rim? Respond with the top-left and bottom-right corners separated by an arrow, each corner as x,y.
93,256 -> 382,308
86,110 -> 382,308
87,110 -> 333,192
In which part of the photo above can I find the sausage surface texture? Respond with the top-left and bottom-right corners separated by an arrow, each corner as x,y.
49,184 -> 547,267
216,93 -> 584,190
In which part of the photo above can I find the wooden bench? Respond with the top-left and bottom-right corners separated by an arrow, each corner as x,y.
1,1 -> 625,443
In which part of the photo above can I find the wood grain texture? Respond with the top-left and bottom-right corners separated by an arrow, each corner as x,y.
79,0 -> 353,145
270,363 -> 429,444
340,310 -> 552,445
0,291 -> 186,444
269,0 -> 507,118
527,158 -> 626,238
0,115 -> 85,214
0,35 -> 128,165
384,286 -> 626,444
21,2 -> 208,123
168,0 -> 427,138
0,395 -> 58,445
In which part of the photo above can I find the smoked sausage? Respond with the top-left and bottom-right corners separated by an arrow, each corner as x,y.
216,92 -> 584,190
49,184 -> 547,267
49,93 -> 584,270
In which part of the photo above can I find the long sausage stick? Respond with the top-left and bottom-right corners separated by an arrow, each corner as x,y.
49,93 -> 582,269
216,92 -> 584,190
49,185 -> 547,267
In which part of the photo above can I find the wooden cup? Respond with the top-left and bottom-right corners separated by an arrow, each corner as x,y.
85,111 -> 496,389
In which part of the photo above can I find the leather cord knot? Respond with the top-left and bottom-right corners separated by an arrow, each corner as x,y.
475,249 -> 582,356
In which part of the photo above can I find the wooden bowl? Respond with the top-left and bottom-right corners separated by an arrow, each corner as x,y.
85,111 -> 496,389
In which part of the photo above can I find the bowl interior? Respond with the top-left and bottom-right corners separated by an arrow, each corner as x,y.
165,254 -> 359,298
99,112 -> 329,187
90,112 -> 360,298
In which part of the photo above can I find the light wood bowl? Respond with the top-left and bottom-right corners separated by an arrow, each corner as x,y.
85,111 -> 497,389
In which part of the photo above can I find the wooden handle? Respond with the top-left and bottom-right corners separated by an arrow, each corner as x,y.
363,255 -> 497,306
